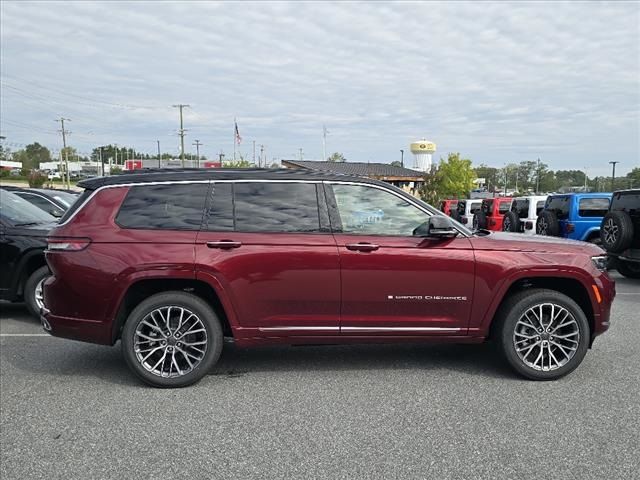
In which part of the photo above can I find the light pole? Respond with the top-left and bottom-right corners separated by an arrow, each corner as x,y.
609,161 -> 619,191
400,149 -> 404,168
536,157 -> 541,194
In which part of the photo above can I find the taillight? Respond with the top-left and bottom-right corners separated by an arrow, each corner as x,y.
566,223 -> 575,233
47,237 -> 91,251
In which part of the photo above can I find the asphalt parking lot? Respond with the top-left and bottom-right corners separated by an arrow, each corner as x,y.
1,272 -> 639,480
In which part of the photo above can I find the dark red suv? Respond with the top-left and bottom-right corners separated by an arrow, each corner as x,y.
42,169 -> 615,387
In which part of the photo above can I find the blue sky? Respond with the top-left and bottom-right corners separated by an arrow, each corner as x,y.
1,1 -> 638,176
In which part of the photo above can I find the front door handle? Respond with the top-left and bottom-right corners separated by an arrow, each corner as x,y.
346,242 -> 379,252
206,240 -> 242,249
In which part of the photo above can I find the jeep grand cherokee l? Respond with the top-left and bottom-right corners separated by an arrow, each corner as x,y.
42,169 -> 615,387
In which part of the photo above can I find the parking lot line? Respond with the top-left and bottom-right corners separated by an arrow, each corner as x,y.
0,333 -> 51,337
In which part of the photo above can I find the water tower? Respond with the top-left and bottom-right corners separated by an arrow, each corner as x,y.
410,139 -> 437,172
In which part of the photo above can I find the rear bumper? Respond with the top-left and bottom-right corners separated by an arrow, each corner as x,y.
41,308 -> 113,345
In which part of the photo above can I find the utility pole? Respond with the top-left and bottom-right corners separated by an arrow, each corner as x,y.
172,104 -> 190,167
609,161 -> 619,191
299,148 -> 304,160
260,144 -> 265,168
99,147 -> 104,176
253,140 -> 256,167
400,149 -> 404,168
193,140 -> 202,168
55,118 -> 71,188
536,157 -> 541,194
157,140 -> 161,168
584,167 -> 588,191
322,125 -> 329,161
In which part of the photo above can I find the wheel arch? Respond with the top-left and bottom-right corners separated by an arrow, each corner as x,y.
111,276 -> 234,344
15,249 -> 47,297
486,275 -> 596,344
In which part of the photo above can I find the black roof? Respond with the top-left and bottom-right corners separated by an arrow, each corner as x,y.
282,160 -> 424,178
77,167 -> 384,190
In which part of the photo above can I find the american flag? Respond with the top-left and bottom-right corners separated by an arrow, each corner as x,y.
234,121 -> 242,144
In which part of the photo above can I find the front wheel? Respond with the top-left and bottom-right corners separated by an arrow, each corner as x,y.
121,291 -> 223,388
496,289 -> 589,380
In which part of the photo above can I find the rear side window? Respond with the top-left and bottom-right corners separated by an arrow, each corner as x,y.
578,197 -> 610,217
234,182 -> 321,233
546,196 -> 570,219
116,183 -> 208,230
498,201 -> 511,215
611,192 -> 639,214
482,200 -> 493,214
512,199 -> 530,218
469,202 -> 481,214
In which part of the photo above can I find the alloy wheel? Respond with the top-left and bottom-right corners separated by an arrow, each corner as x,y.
537,218 -> 548,235
34,278 -> 45,310
602,217 -> 618,245
134,306 -> 208,378
513,303 -> 580,372
503,218 -> 511,232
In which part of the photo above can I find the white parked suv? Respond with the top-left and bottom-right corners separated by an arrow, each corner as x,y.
451,199 -> 482,227
502,195 -> 548,235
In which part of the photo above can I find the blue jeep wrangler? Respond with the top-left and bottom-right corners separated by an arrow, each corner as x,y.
536,192 -> 612,243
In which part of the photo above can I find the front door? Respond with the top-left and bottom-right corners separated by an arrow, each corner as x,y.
195,181 -> 341,338
326,182 -> 475,335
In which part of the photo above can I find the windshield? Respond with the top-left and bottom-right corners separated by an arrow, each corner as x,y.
0,189 -> 56,225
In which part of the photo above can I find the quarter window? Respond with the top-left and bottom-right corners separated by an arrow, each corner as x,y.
512,199 -> 530,218
331,184 -> 428,236
578,197 -> 610,217
116,183 -> 208,230
234,182 -> 321,233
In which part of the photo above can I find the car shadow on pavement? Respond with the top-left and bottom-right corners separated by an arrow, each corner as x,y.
210,342 -> 520,381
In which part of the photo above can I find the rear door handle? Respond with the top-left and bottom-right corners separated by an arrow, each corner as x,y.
206,240 -> 242,249
346,242 -> 379,252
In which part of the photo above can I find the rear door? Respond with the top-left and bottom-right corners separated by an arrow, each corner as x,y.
195,181 -> 340,337
327,182 -> 474,335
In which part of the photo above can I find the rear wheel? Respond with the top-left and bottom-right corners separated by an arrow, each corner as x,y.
496,289 -> 589,380
121,291 -> 223,388
502,211 -> 520,232
474,211 -> 487,230
536,211 -> 559,236
600,211 -> 634,253
24,266 -> 50,318
617,260 -> 640,279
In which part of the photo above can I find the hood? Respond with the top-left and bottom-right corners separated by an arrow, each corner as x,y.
470,231 -> 604,256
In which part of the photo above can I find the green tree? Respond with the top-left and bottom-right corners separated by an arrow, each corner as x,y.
627,167 -> 640,188
473,164 -> 500,191
12,142 -> 51,170
223,159 -> 252,168
327,152 -> 346,162
420,153 -> 476,203
390,160 -> 403,167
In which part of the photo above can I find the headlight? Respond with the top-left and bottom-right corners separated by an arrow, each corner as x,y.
591,255 -> 608,271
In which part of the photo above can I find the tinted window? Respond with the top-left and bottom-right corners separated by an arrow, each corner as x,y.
578,197 -> 610,217
536,201 -> 546,216
611,192 -> 639,214
498,201 -> 511,215
204,183 -> 234,231
0,190 -> 56,225
116,183 -> 208,230
512,199 -> 530,218
469,201 -> 481,214
482,200 -> 493,214
16,193 -> 59,213
331,184 -> 428,236
234,182 -> 320,233
546,196 -> 570,219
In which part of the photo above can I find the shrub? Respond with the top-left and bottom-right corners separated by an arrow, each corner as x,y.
27,171 -> 47,188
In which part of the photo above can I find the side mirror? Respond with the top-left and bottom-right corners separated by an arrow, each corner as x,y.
413,216 -> 459,239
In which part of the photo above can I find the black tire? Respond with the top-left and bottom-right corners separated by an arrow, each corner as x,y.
24,265 -> 50,318
495,289 -> 590,380
536,210 -> 559,236
502,211 -> 520,232
617,260 -> 640,279
600,211 -> 634,253
474,211 -> 487,230
121,291 -> 223,388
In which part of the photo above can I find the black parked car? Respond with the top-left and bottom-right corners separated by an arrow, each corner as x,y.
0,189 -> 56,317
600,189 -> 640,278
2,186 -> 78,218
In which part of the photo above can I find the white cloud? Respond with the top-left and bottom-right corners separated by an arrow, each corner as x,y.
0,0 -> 638,174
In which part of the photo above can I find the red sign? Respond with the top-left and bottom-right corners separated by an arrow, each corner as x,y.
203,161 -> 222,168
125,160 -> 143,171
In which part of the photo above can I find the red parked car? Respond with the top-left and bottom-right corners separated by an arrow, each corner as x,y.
439,199 -> 458,217
473,197 -> 513,231
42,170 -> 614,387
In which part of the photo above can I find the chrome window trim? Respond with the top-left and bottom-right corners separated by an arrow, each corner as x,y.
57,177 -> 469,239
258,326 -> 340,332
